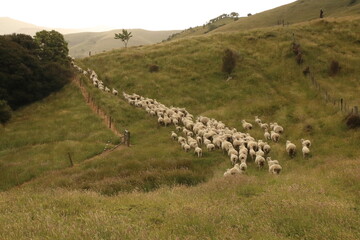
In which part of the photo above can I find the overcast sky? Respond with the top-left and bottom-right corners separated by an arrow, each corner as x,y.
1,0 -> 296,31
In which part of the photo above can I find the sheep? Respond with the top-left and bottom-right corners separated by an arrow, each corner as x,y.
112,88 -> 118,95
158,116 -> 164,126
206,143 -> 215,151
182,143 -> 191,152
194,147 -> 202,157
264,129 -> 271,140
302,145 -> 311,158
270,131 -> 280,142
241,120 -> 253,130
263,143 -> 271,155
267,157 -> 282,175
286,140 -> 297,158
230,154 -> 239,165
239,153 -> 247,162
301,138 -> 311,148
177,136 -> 186,145
255,116 -> 262,124
239,162 -> 247,172
260,123 -> 269,130
272,123 -> 284,134
171,131 -> 178,141
105,87 -> 111,93
163,116 -> 171,126
255,154 -> 266,168
249,148 -> 256,160
228,148 -> 238,157
224,163 -> 243,176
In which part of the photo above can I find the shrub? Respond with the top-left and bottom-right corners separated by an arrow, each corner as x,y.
329,60 -> 340,76
303,66 -> 310,76
222,48 -> 237,76
149,64 -> 159,73
0,100 -> 12,125
345,113 -> 360,129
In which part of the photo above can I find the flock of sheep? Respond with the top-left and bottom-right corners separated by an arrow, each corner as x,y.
73,63 -> 312,177
122,92 -> 313,177
73,63 -> 119,96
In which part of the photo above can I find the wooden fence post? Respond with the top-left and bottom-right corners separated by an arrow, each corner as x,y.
68,152 -> 74,167
109,116 -> 112,129
340,98 -> 343,111
124,130 -> 130,147
354,106 -> 358,115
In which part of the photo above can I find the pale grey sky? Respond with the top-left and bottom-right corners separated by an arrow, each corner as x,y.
1,0 -> 296,30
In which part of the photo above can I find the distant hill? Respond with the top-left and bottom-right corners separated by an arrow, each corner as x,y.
64,29 -> 181,58
213,0 -> 360,33
0,17 -> 43,35
170,0 -> 360,40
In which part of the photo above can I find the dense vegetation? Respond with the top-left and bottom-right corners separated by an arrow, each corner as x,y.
0,31 -> 72,116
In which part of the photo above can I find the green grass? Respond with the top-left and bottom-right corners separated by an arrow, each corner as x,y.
0,82 -> 119,191
0,8 -> 360,239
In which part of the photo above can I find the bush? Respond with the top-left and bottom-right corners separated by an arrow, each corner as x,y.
345,113 -> 360,129
0,100 -> 12,125
222,48 -> 237,76
329,60 -> 340,76
149,64 -> 159,73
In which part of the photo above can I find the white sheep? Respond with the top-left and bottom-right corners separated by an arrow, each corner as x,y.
241,120 -> 253,130
171,131 -> 178,141
286,140 -> 297,158
194,147 -> 202,157
302,145 -> 311,158
270,131 -> 280,142
105,87 -> 111,93
112,88 -> 118,95
301,138 -> 311,148
255,154 -> 266,168
224,163 -> 243,176
263,143 -> 271,155
239,162 -> 247,172
206,143 -> 215,151
255,116 -> 262,124
182,143 -> 191,152
267,158 -> 282,175
230,154 -> 239,165
264,129 -> 271,140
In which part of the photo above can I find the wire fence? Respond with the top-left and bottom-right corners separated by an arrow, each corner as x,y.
291,34 -> 359,116
73,75 -> 131,146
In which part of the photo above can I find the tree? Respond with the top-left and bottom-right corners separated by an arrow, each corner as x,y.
222,48 -> 237,76
230,12 -> 239,18
114,29 -> 133,48
0,100 -> 12,125
34,30 -> 70,66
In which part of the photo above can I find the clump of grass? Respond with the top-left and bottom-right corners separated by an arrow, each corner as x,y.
344,113 -> 360,129
329,60 -> 341,76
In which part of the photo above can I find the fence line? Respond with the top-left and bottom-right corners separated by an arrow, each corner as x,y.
292,34 -> 358,116
73,76 -> 130,146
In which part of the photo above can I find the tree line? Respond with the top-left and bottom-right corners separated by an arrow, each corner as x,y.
0,30 -> 73,124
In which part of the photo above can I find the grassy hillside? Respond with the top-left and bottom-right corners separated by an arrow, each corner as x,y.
0,12 -> 360,240
215,0 -> 360,33
65,29 -> 181,58
0,82 -> 120,191
170,0 -> 360,40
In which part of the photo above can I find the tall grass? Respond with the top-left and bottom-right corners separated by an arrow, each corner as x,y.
0,14 -> 359,239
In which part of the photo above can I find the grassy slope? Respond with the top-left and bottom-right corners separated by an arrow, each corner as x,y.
168,17 -> 237,40
0,14 -> 360,240
171,0 -> 360,39
65,29 -> 181,58
0,82 -> 120,191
